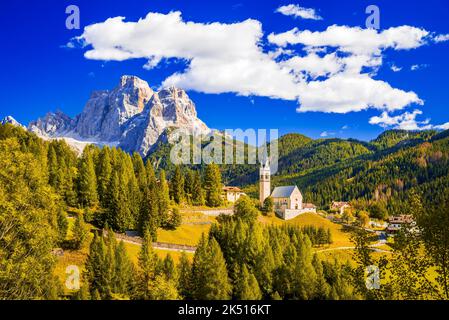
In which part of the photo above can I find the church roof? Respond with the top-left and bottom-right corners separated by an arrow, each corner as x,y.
271,186 -> 299,198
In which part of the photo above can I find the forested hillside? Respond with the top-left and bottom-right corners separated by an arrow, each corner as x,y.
0,124 -> 357,300
1,124 -> 449,300
144,127 -> 449,218
225,129 -> 449,218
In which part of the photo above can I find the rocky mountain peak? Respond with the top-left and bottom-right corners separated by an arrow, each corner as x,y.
28,110 -> 75,137
27,75 -> 210,156
119,75 -> 151,90
1,116 -> 25,128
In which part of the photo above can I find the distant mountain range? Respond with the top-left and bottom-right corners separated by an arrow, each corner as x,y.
2,77 -> 449,213
3,76 -> 210,156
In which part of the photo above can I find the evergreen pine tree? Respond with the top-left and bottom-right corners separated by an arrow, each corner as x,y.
254,243 -> 275,297
158,170 -> 170,226
191,235 -> 232,300
77,149 -> 98,208
84,233 -> 112,299
56,208 -> 68,243
96,147 -> 112,208
170,165 -> 185,204
48,146 -> 59,188
177,252 -> 192,299
162,254 -> 177,282
191,170 -> 204,206
136,232 -> 159,299
114,241 -> 135,297
234,264 -> 262,300
203,163 -> 223,207
312,254 -> 331,300
72,212 -> 88,249
184,169 -> 194,204
293,236 -> 317,300
164,207 -> 182,230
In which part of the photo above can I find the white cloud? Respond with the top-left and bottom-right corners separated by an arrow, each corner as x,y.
78,12 -> 299,100
434,123 -> 449,130
75,11 -> 445,116
268,25 -> 429,54
391,65 -> 402,72
410,64 -> 428,71
296,74 -> 422,113
320,131 -> 335,137
275,4 -> 322,20
369,110 -> 431,130
433,33 -> 449,43
280,52 -> 342,79
369,109 -> 449,131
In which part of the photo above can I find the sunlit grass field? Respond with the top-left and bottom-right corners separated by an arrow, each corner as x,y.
157,211 -> 216,246
259,212 -> 354,248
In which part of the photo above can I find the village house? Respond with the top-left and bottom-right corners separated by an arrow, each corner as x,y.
259,160 -> 316,220
222,186 -> 246,203
302,203 -> 317,213
330,201 -> 352,214
386,215 -> 415,234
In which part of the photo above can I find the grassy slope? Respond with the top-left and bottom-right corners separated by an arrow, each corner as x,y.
258,213 -> 353,248
157,211 -> 216,246
123,242 -> 194,264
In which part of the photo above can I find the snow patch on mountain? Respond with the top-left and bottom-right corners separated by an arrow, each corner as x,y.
1,116 -> 26,128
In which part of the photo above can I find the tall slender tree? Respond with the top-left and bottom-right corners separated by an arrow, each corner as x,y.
135,232 -> 159,299
77,149 -> 98,208
203,163 -> 223,207
170,165 -> 185,205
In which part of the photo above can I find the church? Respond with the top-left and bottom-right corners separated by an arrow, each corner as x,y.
259,160 -> 314,220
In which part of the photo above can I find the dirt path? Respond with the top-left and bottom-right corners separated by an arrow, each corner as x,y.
115,234 -> 197,253
315,245 -> 391,254
180,208 -> 234,216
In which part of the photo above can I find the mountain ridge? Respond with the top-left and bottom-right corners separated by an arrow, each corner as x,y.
26,75 -> 210,156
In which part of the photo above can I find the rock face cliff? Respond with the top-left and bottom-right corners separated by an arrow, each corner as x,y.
1,116 -> 26,128
27,76 -> 210,156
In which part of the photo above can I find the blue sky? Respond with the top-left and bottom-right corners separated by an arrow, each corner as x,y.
0,0 -> 448,141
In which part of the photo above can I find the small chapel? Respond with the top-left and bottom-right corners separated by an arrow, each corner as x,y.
259,160 -> 314,220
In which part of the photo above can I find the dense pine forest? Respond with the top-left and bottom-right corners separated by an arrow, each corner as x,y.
222,130 -> 449,219
1,123 -> 449,300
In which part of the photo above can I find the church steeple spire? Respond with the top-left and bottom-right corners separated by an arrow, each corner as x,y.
259,159 -> 271,205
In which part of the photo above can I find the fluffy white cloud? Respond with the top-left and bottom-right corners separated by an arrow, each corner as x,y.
75,10 -> 444,116
280,52 -> 342,79
275,4 -> 322,20
78,12 -> 299,100
369,110 -> 431,130
434,33 -> 449,43
369,110 -> 449,131
268,25 -> 429,54
297,74 -> 422,113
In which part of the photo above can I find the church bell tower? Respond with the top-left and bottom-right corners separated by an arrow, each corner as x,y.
259,159 -> 271,205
